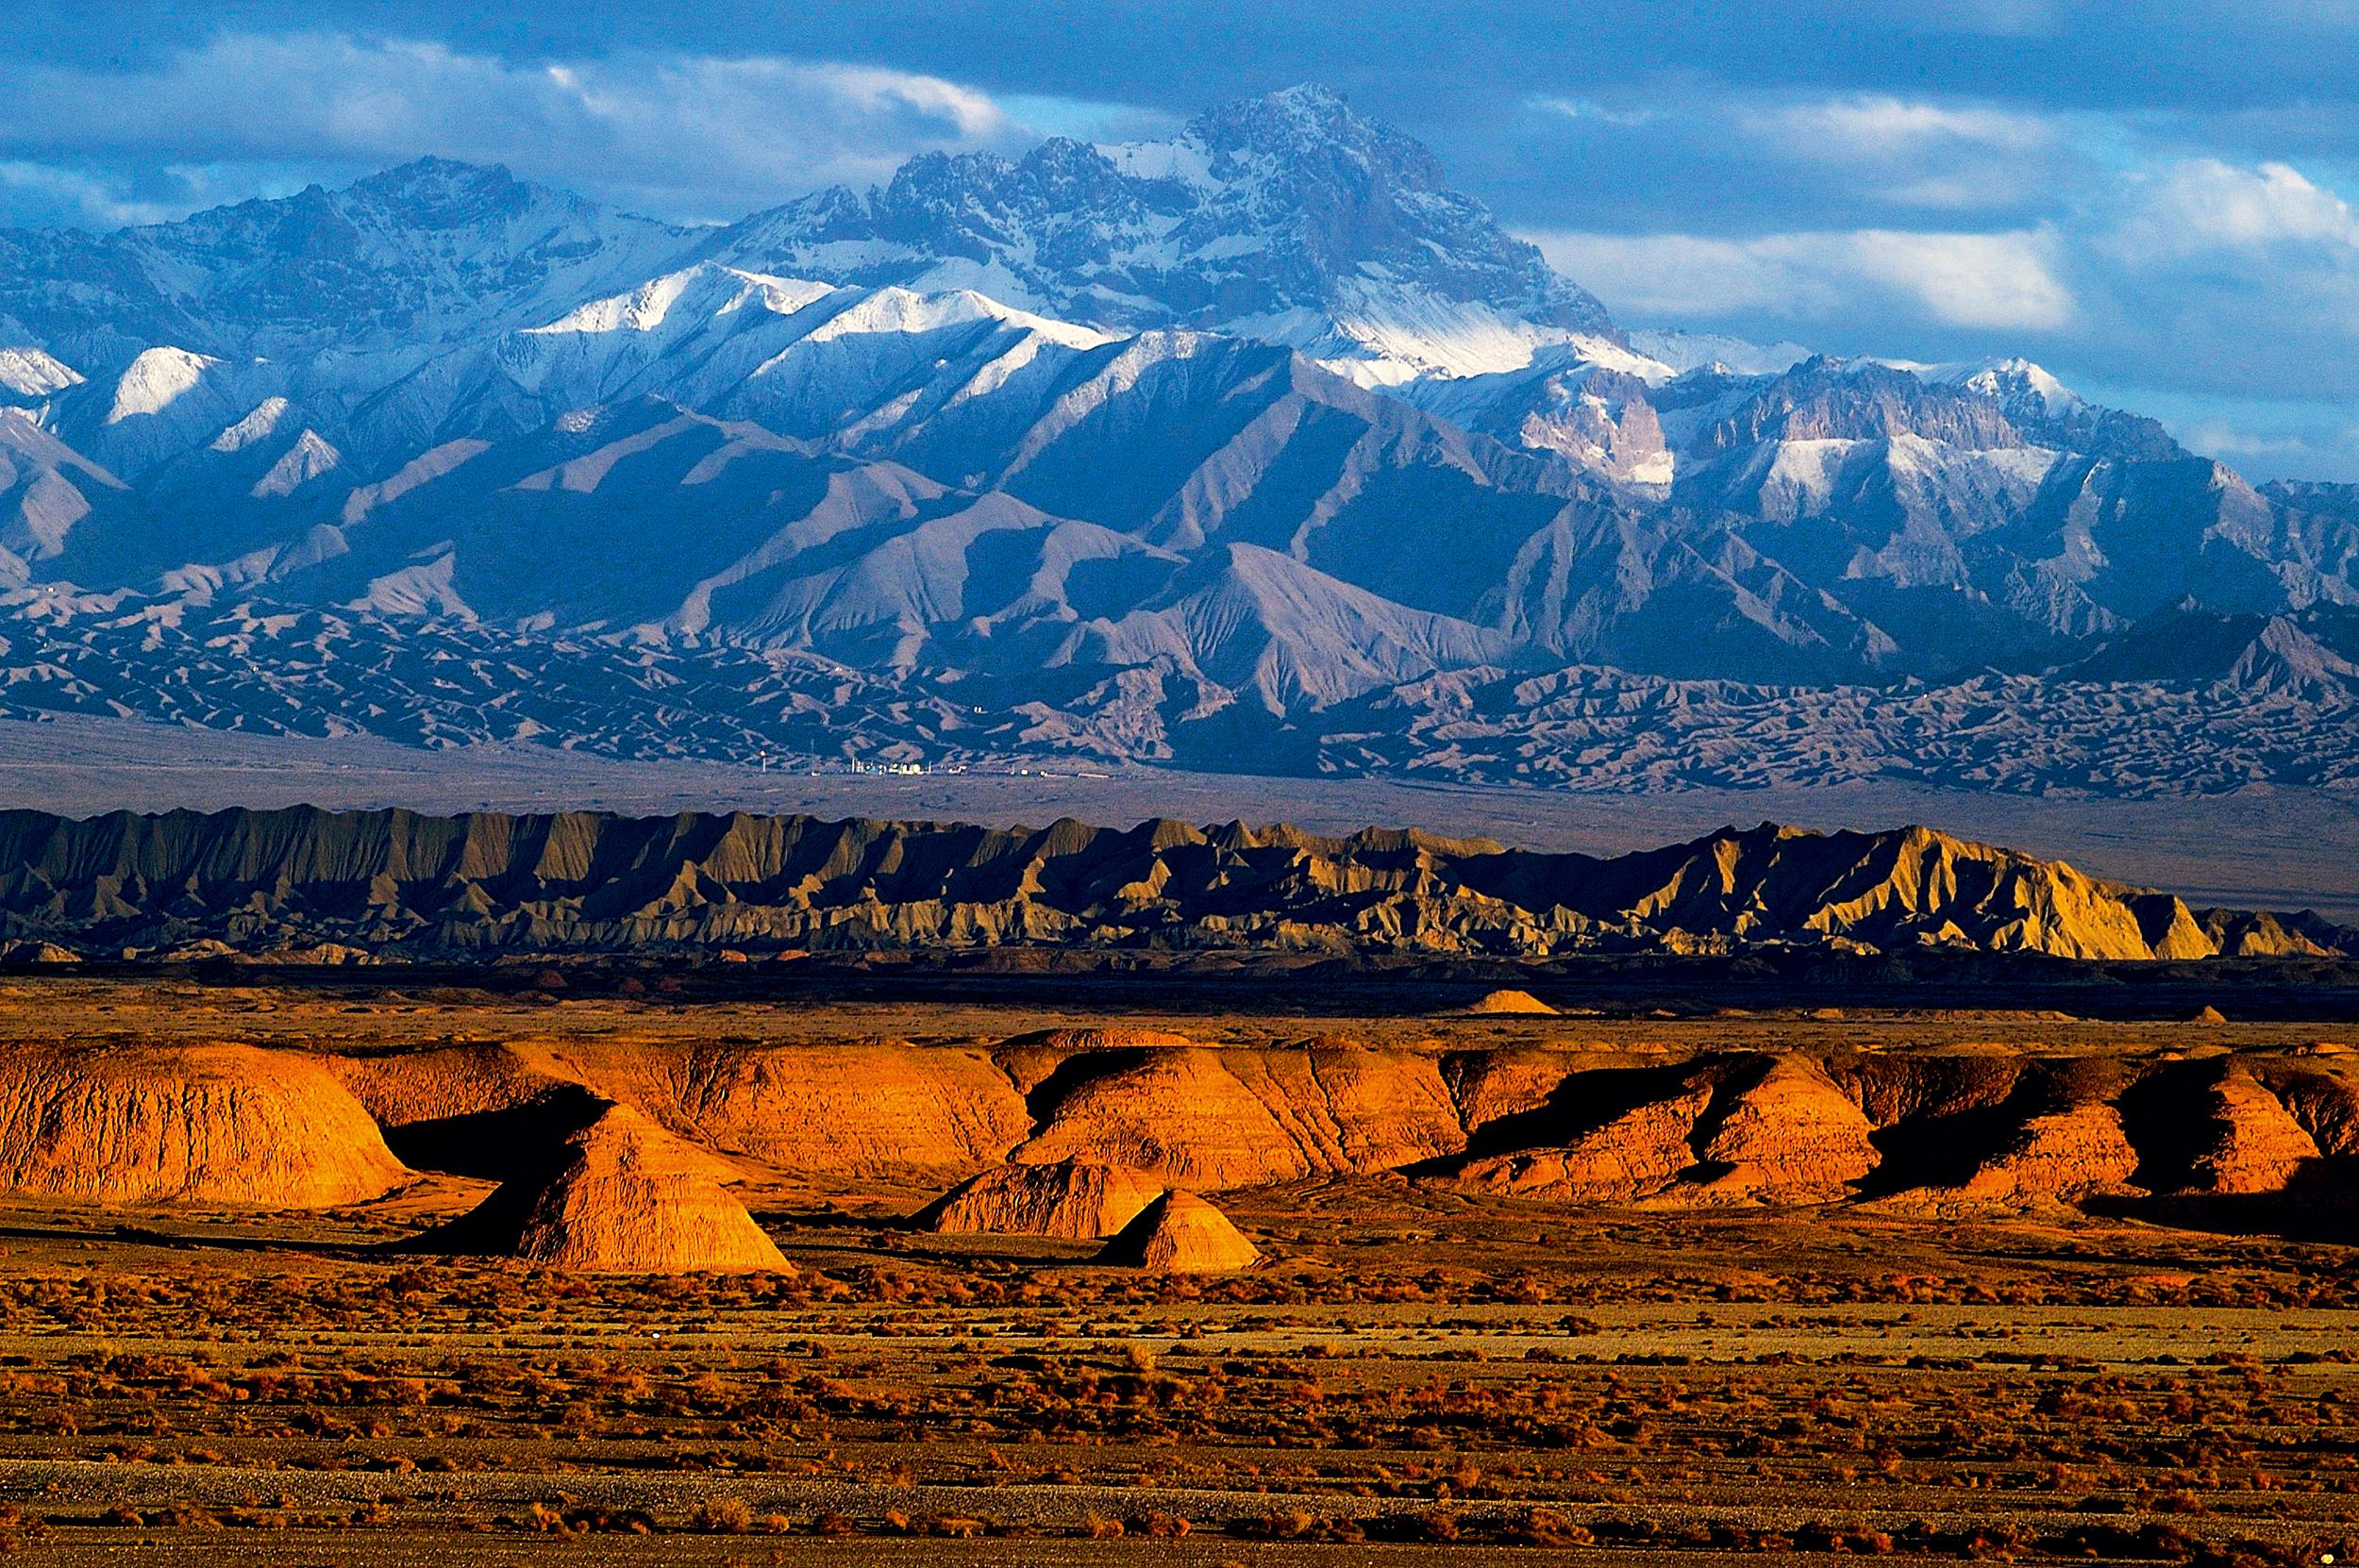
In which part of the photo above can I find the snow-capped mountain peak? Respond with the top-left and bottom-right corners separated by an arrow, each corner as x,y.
1624,328 -> 1814,378
523,264 -> 837,338
703,84 -> 1612,382
249,428 -> 342,498
105,346 -> 222,425
1939,357 -> 2084,417
0,156 -> 695,371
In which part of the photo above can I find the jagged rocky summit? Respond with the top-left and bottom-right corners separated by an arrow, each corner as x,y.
0,805 -> 2343,961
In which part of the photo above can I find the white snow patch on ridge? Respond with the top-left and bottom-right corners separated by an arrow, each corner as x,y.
0,348 -> 82,400
212,397 -> 292,453
106,347 -> 221,425
250,430 -> 342,498
526,266 -> 836,337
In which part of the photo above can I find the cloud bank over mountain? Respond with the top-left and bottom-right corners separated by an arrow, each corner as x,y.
6,4 -> 2359,477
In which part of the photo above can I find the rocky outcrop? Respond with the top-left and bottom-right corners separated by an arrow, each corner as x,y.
1458,1083 -> 1712,1202
1689,1059 -> 1881,1204
1951,1102 -> 2142,1204
2183,1074 -> 2322,1193
0,807 -> 2332,962
0,1044 -> 410,1206
432,1102 -> 788,1273
1095,1191 -> 1260,1273
916,1159 -> 1166,1239
1464,989 -> 1557,1015
0,941 -> 77,965
1015,1043 -> 1464,1187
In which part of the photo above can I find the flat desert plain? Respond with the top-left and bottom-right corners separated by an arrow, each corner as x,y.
0,974 -> 2353,1567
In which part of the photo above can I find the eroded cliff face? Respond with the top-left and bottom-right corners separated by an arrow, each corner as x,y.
916,1159 -> 1167,1240
0,1043 -> 411,1206
1012,1043 -> 1465,1186
8,1027 -> 2354,1220
1952,1103 -> 2142,1205
1,807 -> 2336,961
2183,1073 -> 2324,1194
1457,1079 -> 1714,1202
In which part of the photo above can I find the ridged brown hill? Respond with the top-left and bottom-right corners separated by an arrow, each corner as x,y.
1,808 -> 2345,960
425,1101 -> 788,1274
916,1159 -> 1167,1240
1095,1191 -> 1261,1273
0,1044 -> 410,1207
287,1029 -> 2359,1217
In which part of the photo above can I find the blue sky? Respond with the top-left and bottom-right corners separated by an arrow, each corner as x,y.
8,0 -> 2359,478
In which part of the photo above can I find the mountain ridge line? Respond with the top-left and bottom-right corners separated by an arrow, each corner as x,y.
0,804 -> 2345,961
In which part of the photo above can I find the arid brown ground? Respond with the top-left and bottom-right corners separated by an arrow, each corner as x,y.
0,975 -> 2353,1565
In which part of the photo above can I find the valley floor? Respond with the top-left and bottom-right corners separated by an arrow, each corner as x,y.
0,981 -> 2355,1564
1,1183 -> 2355,1566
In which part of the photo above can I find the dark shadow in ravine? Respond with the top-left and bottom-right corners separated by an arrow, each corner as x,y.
380,1085 -> 609,1182
2081,1156 -> 2359,1243
1408,1060 -> 1708,1178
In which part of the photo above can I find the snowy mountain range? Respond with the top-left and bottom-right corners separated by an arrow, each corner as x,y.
0,84 -> 2355,790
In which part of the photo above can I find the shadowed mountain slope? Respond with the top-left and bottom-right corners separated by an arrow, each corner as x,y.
0,92 -> 2356,797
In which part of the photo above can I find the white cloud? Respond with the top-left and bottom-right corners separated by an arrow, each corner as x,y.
1525,95 -> 1661,129
0,33 -> 1154,225
0,162 -> 184,229
1841,230 -> 2077,328
2111,158 -> 2359,255
1529,151 -> 2359,421
1753,95 -> 2056,157
2177,414 -> 2359,480
1526,226 -> 2076,332
2073,158 -> 2359,401
1738,93 -> 2067,211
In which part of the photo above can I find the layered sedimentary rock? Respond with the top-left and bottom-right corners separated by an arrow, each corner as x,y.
551,1042 -> 1031,1178
0,807 -> 2337,961
1692,1059 -> 1882,1204
1014,1043 -> 1464,1186
1453,1056 -> 1882,1206
2183,1074 -> 2322,1194
337,1038 -> 1029,1180
1952,1102 -> 2142,1204
916,1159 -> 1166,1239
1458,1082 -> 1713,1202
435,1102 -> 788,1273
329,1042 -> 577,1129
1443,1047 -> 1602,1140
1095,1191 -> 1261,1273
2261,1062 -> 2359,1157
16,1027 -> 2352,1232
0,1044 -> 410,1206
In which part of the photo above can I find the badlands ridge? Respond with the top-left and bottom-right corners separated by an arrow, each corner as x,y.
0,1019 -> 2351,1270
0,805 -> 2348,961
